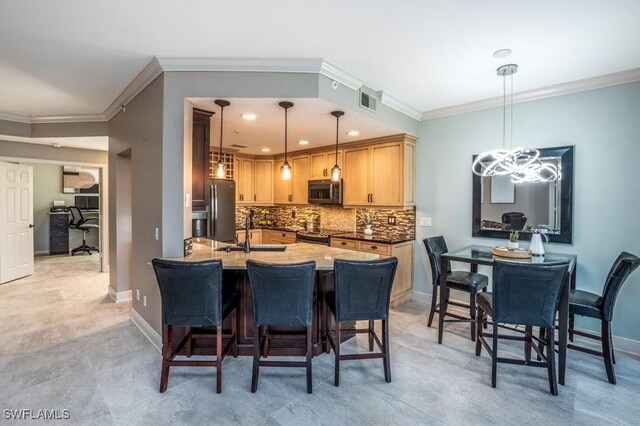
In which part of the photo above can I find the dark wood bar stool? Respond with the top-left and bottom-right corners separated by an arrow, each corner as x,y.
475,260 -> 570,395
563,252 -> 639,384
424,237 -> 489,341
246,260 -> 316,394
325,257 -> 398,386
152,258 -> 239,394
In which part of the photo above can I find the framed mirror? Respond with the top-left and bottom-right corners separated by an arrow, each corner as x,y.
62,166 -> 100,194
472,146 -> 574,244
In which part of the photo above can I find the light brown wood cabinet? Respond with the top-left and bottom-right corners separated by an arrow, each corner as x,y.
236,229 -> 262,245
262,229 -> 296,244
253,159 -> 274,204
310,150 -> 342,180
342,135 -> 415,207
273,155 -> 310,204
234,157 -> 254,204
330,237 -> 414,308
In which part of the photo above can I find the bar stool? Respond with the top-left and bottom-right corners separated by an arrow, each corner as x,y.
152,258 -> 239,394
424,236 -> 489,341
325,257 -> 398,386
246,260 -> 316,394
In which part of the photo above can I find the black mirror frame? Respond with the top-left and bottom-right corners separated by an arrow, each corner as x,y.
472,145 -> 574,244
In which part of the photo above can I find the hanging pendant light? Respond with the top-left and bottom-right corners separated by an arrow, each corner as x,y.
214,99 -> 230,179
471,65 -> 558,183
330,110 -> 344,181
279,101 -> 293,180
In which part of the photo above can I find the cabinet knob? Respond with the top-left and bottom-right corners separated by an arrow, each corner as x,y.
370,246 -> 378,250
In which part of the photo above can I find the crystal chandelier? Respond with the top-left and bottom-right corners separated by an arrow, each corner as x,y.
472,64 -> 558,183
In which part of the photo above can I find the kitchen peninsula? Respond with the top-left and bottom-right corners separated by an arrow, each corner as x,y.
174,238 -> 380,357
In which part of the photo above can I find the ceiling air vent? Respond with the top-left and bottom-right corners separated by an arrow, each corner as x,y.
359,86 -> 378,113
230,144 -> 247,149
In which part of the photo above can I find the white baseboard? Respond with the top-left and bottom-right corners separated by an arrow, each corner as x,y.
108,287 -> 132,303
130,308 -> 161,352
34,250 -> 49,256
411,291 -> 640,356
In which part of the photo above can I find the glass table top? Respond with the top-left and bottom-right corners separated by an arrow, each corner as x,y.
444,245 -> 577,270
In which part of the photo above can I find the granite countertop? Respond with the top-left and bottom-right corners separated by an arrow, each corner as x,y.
331,232 -> 415,245
235,226 -> 302,232
180,239 -> 379,270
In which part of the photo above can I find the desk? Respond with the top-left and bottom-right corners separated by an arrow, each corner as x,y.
439,245 -> 576,386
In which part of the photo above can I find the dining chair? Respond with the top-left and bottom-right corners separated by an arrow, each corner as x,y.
246,259 -> 316,394
564,251 -> 639,384
424,236 -> 489,341
151,258 -> 239,394
475,259 -> 570,395
325,257 -> 398,386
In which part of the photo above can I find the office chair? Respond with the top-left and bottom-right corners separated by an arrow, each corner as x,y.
68,206 -> 99,255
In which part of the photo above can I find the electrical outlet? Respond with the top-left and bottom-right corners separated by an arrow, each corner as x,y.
143,295 -> 147,308
185,192 -> 191,207
154,227 -> 159,240
419,217 -> 432,227
136,289 -> 140,301
388,216 -> 396,225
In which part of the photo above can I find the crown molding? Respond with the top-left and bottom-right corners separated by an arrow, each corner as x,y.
378,91 -> 421,120
156,56 -> 324,73
28,114 -> 107,123
104,57 -> 164,120
0,112 -> 31,123
318,61 -> 365,91
422,67 -> 640,120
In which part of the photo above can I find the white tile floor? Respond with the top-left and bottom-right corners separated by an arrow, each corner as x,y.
1,255 -> 639,425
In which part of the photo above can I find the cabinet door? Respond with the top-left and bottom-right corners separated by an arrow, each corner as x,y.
261,230 -> 271,244
291,155 -> 310,204
192,109 -> 213,209
249,230 -> 262,244
237,158 -> 254,204
253,160 -> 273,203
371,142 -> 402,206
273,160 -> 291,204
343,146 -> 371,205
310,153 -> 328,179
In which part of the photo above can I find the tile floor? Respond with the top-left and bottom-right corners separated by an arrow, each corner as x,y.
1,255 -> 639,425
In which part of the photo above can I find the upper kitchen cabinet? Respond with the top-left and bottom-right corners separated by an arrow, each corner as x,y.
234,157 -> 254,204
310,150 -> 342,180
273,155 -> 310,204
253,159 -> 274,204
192,108 -> 214,210
342,135 -> 415,207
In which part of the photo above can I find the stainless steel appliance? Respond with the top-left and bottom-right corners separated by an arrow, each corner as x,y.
209,179 -> 236,242
296,229 -> 347,245
307,179 -> 343,205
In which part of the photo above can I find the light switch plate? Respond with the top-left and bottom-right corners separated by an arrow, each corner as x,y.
185,193 -> 191,207
419,217 -> 432,227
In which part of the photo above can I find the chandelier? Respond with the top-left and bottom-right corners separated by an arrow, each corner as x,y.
472,64 -> 558,183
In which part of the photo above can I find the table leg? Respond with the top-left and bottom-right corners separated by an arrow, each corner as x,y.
438,256 -> 448,344
470,264 -> 478,274
558,267 -> 574,386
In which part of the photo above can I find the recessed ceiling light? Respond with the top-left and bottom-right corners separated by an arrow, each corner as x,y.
242,113 -> 257,120
493,49 -> 512,58
347,131 -> 359,136
51,143 -> 62,148
298,140 -> 309,145
261,147 -> 270,152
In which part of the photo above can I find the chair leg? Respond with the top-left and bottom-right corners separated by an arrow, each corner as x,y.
306,327 -> 313,394
368,320 -> 374,352
469,293 -> 477,342
334,323 -> 341,386
325,308 -> 331,355
475,306 -> 484,356
185,326 -> 192,358
524,326 -> 532,363
569,313 -> 575,342
491,322 -> 498,388
159,325 -> 171,393
602,320 -> 616,384
251,325 -> 261,393
232,309 -> 238,358
547,327 -> 558,395
264,326 -> 270,358
538,327 -> 546,361
216,325 -> 223,394
427,282 -> 438,328
382,319 -> 391,383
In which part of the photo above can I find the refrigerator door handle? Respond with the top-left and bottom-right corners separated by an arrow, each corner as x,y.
210,184 -> 217,238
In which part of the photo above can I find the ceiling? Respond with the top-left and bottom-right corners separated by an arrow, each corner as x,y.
1,1 -> 639,119
189,98 -> 402,155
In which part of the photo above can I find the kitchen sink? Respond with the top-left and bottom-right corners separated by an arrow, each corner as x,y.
215,244 -> 287,252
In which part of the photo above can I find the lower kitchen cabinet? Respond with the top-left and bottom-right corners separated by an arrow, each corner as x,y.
330,237 -> 414,308
262,229 -> 296,244
235,229 -> 262,245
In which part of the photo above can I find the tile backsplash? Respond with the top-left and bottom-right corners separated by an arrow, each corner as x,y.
236,204 -> 415,240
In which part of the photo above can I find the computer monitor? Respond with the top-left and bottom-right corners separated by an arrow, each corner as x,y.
75,195 -> 99,210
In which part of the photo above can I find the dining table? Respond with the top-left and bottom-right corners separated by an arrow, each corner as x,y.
438,245 -> 577,386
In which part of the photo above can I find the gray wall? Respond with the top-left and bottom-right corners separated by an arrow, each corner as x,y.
29,163 -> 98,252
108,74 -> 165,330
415,81 -> 640,341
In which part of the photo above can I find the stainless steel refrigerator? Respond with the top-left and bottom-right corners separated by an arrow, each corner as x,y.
209,179 -> 236,242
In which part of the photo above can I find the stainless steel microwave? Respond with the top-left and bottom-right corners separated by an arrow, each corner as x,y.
308,179 -> 343,205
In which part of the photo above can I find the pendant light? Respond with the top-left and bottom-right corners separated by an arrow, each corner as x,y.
214,99 -> 230,179
330,110 -> 344,181
279,101 -> 293,180
471,65 -> 558,183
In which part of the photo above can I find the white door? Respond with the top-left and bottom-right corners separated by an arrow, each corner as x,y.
0,161 -> 34,284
